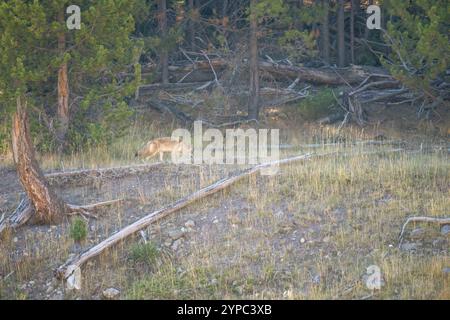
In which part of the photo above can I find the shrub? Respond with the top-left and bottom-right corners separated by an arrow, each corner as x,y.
297,88 -> 336,121
69,218 -> 88,242
129,242 -> 159,266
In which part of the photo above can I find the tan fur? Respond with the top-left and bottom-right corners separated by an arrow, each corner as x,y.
135,137 -> 191,161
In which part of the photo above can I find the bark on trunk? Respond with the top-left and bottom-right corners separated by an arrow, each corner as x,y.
159,0 -> 169,84
57,9 -> 69,149
350,0 -> 356,64
187,0 -> 196,51
337,0 -> 346,67
248,0 -> 260,120
321,0 -> 330,64
12,97 -> 67,224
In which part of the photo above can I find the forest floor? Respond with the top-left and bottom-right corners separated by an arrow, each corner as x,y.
0,102 -> 449,300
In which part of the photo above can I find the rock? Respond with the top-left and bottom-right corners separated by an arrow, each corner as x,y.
312,275 -> 321,284
432,238 -> 446,247
213,219 -> 219,224
440,224 -> 450,236
210,278 -> 218,285
13,237 -> 18,243
410,228 -> 426,239
168,229 -> 186,240
185,220 -> 195,229
400,242 -> 418,251
275,211 -> 284,219
102,288 -> 120,300
50,291 -> 64,300
171,239 -> 182,251
300,238 -> 306,244
164,239 -> 172,247
322,236 -> 331,243
442,267 -> 450,275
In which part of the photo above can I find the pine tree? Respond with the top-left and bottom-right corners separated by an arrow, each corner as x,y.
0,0 -> 144,150
382,0 -> 449,102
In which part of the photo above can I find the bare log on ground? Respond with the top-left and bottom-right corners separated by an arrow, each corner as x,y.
0,199 -> 33,235
46,163 -> 163,186
398,216 -> 450,246
56,152 -> 320,281
56,148 -> 404,282
137,59 -> 393,97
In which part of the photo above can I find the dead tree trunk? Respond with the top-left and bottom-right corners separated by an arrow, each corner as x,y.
187,0 -> 196,51
248,0 -> 260,120
321,0 -> 330,64
350,0 -> 356,64
337,0 -> 346,67
57,9 -> 69,150
158,0 -> 169,84
12,97 -> 67,224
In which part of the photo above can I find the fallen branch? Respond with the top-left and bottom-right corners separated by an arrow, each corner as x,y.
398,216 -> 450,246
57,148 -> 406,284
46,162 -> 163,186
56,152 -> 318,281
0,199 -> 33,236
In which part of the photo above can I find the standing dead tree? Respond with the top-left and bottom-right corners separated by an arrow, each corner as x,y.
0,97 -> 122,236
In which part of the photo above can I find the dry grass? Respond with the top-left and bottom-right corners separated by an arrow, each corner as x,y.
0,119 -> 448,300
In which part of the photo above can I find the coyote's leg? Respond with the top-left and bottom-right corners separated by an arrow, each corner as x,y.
159,151 -> 164,162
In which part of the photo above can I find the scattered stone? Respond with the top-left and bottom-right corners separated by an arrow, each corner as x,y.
185,220 -> 196,229
300,238 -> 306,244
28,280 -> 35,286
410,228 -> 426,239
440,224 -> 450,236
400,242 -> 418,251
102,288 -> 120,300
312,275 -> 321,284
164,239 -> 172,247
432,238 -> 446,247
50,290 -> 64,300
171,239 -> 183,251
168,229 -> 186,240
275,211 -> 284,219
13,237 -> 18,243
213,219 -> 219,224
322,236 -> 331,243
210,278 -> 218,285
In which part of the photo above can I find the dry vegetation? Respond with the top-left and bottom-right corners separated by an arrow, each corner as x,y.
0,106 -> 449,300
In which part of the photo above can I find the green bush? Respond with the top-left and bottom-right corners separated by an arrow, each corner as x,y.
297,88 -> 336,121
69,218 -> 88,242
129,242 -> 159,266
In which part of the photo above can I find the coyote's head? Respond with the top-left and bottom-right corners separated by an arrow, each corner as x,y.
135,141 -> 157,158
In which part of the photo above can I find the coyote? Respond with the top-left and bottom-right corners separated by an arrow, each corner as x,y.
135,137 -> 192,161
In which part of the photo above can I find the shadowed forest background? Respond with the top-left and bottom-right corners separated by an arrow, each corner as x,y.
0,0 -> 448,300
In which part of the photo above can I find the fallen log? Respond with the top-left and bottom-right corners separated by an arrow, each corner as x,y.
46,162 -> 163,186
0,199 -> 33,236
137,59 -> 394,97
56,148 -> 406,285
56,152 -> 316,281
